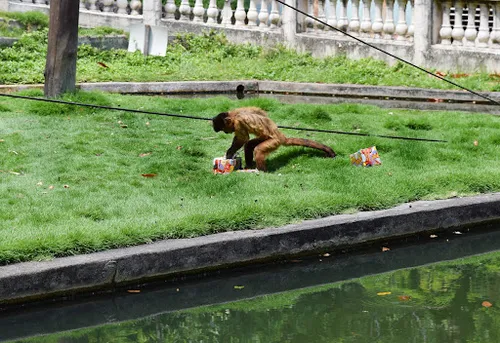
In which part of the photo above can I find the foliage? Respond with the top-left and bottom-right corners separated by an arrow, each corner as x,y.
0,10 -> 48,30
0,91 -> 499,264
1,29 -> 499,91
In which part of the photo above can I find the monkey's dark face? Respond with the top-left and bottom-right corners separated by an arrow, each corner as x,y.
212,112 -> 233,134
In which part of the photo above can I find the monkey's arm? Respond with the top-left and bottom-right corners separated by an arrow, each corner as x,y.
226,135 -> 247,159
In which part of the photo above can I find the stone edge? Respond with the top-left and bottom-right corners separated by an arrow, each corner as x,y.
1,193 -> 500,305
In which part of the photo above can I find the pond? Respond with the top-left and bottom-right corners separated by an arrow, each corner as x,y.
2,223 -> 500,343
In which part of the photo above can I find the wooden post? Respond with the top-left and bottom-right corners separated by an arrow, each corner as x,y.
44,0 -> 80,98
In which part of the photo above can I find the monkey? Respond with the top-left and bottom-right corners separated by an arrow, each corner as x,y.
212,107 -> 336,171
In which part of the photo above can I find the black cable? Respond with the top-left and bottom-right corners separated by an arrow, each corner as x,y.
275,0 -> 500,107
0,92 -> 447,142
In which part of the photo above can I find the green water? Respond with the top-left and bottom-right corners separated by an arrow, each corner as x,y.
4,231 -> 500,343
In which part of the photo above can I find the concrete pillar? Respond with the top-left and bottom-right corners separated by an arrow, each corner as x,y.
143,0 -> 163,26
0,0 -> 9,11
282,0 -> 298,48
413,0 -> 433,67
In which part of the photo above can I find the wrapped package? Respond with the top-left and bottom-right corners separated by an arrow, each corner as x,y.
213,157 -> 242,174
350,146 -> 382,167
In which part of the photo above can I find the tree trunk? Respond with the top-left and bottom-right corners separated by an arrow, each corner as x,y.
44,0 -> 80,98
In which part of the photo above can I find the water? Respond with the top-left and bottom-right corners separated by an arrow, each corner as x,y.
2,224 -> 500,343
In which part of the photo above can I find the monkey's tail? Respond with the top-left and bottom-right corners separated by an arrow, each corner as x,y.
284,137 -> 336,158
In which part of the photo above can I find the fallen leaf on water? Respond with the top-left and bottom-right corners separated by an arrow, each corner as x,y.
398,295 -> 412,301
382,247 -> 390,252
481,301 -> 493,307
127,289 -> 141,293
377,292 -> 392,296
482,301 -> 493,308
234,285 -> 245,290
142,173 -> 157,178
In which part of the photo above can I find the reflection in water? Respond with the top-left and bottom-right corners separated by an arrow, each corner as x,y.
9,247 -> 500,343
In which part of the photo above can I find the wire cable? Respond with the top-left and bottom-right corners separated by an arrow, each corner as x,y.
275,0 -> 500,107
0,92 -> 447,142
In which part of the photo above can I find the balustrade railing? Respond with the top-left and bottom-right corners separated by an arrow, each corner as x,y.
438,0 -> 500,49
300,0 -> 414,42
164,0 -> 283,28
5,0 -> 500,72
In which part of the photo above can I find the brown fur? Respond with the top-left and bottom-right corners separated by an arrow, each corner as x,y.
212,107 -> 336,171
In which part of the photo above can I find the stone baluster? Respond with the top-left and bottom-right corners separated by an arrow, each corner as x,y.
258,0 -> 270,27
491,2 -> 500,48
164,0 -> 177,19
88,0 -> 99,11
395,0 -> 408,40
360,0 -> 372,37
439,0 -> 452,44
234,0 -> 247,26
117,0 -> 129,14
130,0 -> 142,15
221,0 -> 233,26
206,0 -> 219,24
338,0 -> 348,31
383,0 -> 395,39
179,0 -> 192,20
316,0 -> 327,32
451,0 -> 465,45
348,0 -> 361,35
193,0 -> 205,22
306,0 -> 315,32
464,2 -> 477,46
102,0 -> 114,12
269,0 -> 281,28
327,0 -> 338,33
476,3 -> 490,47
247,0 -> 259,26
372,0 -> 383,38
407,0 -> 414,41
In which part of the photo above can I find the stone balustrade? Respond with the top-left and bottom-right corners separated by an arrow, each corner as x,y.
2,0 -> 500,72
437,0 -> 500,49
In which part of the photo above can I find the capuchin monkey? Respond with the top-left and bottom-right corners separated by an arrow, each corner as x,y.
212,107 -> 336,171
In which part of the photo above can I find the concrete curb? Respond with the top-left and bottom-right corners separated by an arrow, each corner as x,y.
1,80 -> 498,113
1,193 -> 499,305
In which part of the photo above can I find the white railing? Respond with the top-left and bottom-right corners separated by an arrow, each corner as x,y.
300,0 -> 414,42
162,0 -> 283,28
4,0 -> 500,72
438,0 -> 500,49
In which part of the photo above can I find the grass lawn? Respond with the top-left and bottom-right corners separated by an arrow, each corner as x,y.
0,90 -> 499,265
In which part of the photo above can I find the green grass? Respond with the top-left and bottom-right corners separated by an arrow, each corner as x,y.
0,90 -> 499,265
2,29 -> 500,91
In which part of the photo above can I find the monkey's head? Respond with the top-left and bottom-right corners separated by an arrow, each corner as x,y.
212,112 -> 234,134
